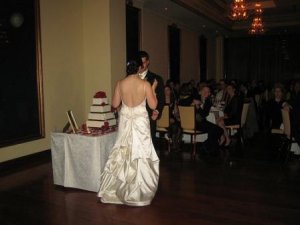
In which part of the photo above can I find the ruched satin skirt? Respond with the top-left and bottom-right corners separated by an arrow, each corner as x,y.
97,100 -> 159,206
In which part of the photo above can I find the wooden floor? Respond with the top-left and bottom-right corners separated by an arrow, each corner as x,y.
1,136 -> 300,225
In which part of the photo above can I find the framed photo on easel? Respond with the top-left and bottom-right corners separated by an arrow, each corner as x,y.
66,110 -> 79,133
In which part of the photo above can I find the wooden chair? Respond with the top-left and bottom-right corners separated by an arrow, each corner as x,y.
225,102 -> 250,147
254,94 -> 262,109
271,109 -> 297,165
178,105 -> 206,159
156,105 -> 171,153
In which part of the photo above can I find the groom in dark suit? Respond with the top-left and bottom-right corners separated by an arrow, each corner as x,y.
138,51 -> 165,149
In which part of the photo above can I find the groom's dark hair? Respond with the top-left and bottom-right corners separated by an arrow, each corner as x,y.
138,51 -> 150,60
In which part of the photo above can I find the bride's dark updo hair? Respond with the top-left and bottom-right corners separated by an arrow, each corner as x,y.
126,57 -> 143,76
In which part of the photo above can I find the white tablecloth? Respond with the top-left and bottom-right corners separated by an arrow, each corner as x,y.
50,132 -> 117,192
291,143 -> 300,155
206,110 -> 224,124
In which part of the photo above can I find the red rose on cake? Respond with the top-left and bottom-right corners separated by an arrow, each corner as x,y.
94,91 -> 107,98
86,91 -> 117,129
102,121 -> 109,130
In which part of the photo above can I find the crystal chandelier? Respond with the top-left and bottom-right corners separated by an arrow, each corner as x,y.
249,3 -> 265,35
229,0 -> 248,20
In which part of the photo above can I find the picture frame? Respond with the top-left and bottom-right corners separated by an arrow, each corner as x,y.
66,110 -> 79,133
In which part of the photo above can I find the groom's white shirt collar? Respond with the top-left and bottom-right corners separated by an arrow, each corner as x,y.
139,69 -> 148,80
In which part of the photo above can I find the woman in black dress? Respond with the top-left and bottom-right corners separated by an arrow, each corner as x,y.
217,84 -> 242,146
265,83 -> 285,129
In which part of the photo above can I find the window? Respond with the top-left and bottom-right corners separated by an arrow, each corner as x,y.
168,25 -> 181,83
0,0 -> 44,147
126,5 -> 140,61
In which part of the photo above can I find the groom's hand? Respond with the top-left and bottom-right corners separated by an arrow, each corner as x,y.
151,110 -> 159,120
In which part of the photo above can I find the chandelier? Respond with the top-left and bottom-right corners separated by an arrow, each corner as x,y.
249,3 -> 265,35
229,0 -> 248,20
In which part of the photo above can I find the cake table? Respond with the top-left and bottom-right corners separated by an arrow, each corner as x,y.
50,130 -> 117,192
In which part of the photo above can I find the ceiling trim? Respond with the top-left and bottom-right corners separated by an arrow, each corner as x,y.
171,0 -> 232,31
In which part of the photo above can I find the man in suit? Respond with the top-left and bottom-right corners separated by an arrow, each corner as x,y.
138,51 -> 165,149
193,85 -> 223,155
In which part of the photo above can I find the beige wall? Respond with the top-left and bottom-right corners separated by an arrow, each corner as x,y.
110,0 -> 126,93
83,0 -> 126,117
140,9 -> 202,84
207,36 -> 217,80
0,0 -> 126,163
0,0 -> 222,163
180,29 -> 199,83
215,36 -> 224,82
141,9 -> 169,82
82,0 -> 112,117
139,7 -> 215,84
0,0 -> 85,163
83,0 -> 111,117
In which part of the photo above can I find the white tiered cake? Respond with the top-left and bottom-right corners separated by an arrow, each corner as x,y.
86,91 -> 117,129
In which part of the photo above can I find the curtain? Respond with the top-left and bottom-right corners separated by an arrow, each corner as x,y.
168,25 -> 181,83
224,34 -> 300,84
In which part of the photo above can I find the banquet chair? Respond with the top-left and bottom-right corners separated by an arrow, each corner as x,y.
254,94 -> 262,108
178,105 -> 206,160
271,109 -> 296,165
156,105 -> 171,153
225,102 -> 250,148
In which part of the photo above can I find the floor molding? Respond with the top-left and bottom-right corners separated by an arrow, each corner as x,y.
0,150 -> 51,176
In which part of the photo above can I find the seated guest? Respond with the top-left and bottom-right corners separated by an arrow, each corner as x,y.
164,79 -> 178,106
173,81 -> 180,100
178,83 -> 194,106
218,84 -> 243,146
285,80 -> 295,101
196,81 -> 208,96
224,84 -> 243,125
239,82 -> 248,99
193,85 -> 223,155
189,79 -> 198,98
290,80 -> 300,146
164,79 -> 182,150
277,80 -> 300,147
214,79 -> 228,104
164,85 -> 171,105
265,83 -> 286,129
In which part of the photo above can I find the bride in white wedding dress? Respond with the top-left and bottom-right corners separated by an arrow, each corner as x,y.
97,58 -> 159,206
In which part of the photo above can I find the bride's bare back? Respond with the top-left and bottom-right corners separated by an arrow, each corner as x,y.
112,75 -> 157,109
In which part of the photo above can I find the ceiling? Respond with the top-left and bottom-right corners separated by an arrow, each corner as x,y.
141,0 -> 300,36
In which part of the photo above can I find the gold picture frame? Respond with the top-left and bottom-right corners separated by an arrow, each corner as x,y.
66,110 -> 79,133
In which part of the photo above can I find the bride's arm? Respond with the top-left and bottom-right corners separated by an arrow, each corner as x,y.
145,81 -> 157,110
112,81 -> 121,108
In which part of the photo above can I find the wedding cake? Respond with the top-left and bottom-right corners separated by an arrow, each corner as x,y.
86,91 -> 117,129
